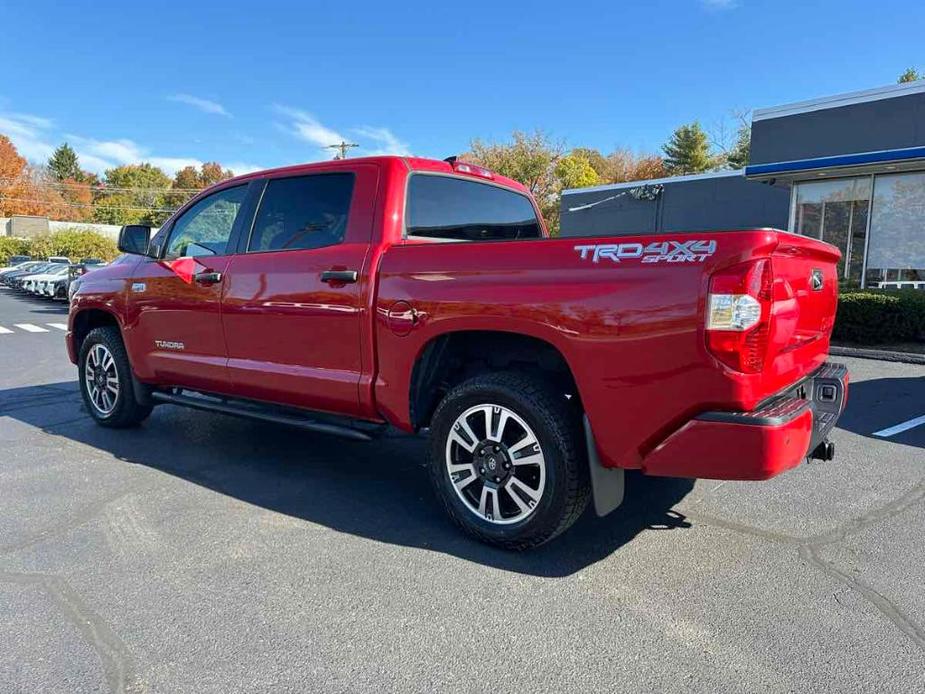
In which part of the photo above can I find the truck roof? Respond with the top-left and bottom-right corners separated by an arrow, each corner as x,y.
219,155 -> 529,195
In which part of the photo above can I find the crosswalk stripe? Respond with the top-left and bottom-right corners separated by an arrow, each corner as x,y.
14,323 -> 49,333
0,326 -> 12,334
47,323 -> 68,331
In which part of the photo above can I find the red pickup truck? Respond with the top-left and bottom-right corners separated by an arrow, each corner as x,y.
67,155 -> 848,549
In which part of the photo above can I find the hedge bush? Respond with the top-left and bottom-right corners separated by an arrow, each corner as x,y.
0,236 -> 32,265
834,289 -> 925,344
0,228 -> 119,265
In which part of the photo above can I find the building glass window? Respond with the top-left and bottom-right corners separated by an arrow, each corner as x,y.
792,177 -> 872,283
865,171 -> 925,289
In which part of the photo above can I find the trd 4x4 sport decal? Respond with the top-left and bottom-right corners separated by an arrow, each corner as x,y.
574,240 -> 717,264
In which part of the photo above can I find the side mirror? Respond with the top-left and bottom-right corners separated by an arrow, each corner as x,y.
118,225 -> 152,255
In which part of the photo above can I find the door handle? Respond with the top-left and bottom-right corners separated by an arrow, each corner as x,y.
321,269 -> 358,284
193,271 -> 223,285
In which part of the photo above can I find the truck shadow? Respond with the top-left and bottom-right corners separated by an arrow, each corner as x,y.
836,374 -> 925,448
2,381 -> 694,577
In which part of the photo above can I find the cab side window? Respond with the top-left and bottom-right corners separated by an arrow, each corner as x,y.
406,175 -> 542,241
164,185 -> 248,259
247,173 -> 355,252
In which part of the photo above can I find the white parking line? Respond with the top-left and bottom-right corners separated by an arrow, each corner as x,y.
13,323 -> 49,333
0,326 -> 12,334
873,414 -> 925,438
47,323 -> 68,331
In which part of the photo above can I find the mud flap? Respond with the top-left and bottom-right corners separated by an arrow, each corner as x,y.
583,414 -> 624,517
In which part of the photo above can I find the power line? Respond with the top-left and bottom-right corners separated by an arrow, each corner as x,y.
0,196 -> 176,213
326,141 -> 358,159
0,177 -> 205,194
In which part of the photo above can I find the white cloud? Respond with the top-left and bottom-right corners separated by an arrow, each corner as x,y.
275,105 -> 411,158
168,93 -> 232,117
0,111 -> 56,162
67,135 -> 207,175
225,161 -> 263,175
353,126 -> 412,156
701,0 -> 738,9
69,136 -> 144,165
0,105 -> 263,177
274,105 -> 347,150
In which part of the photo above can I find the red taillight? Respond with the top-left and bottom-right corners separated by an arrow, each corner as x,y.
706,259 -> 773,374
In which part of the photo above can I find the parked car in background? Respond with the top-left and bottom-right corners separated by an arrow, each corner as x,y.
0,259 -> 44,280
59,259 -> 109,300
47,256 -> 71,265
0,255 -> 32,272
3,260 -> 68,289
23,265 -> 70,295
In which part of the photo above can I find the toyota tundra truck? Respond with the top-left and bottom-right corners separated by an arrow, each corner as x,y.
66,155 -> 848,549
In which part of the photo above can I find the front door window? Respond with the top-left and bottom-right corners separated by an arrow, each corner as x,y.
165,185 -> 248,259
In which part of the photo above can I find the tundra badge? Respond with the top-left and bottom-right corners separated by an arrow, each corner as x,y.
154,340 -> 185,351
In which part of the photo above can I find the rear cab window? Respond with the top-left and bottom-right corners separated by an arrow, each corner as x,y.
405,175 -> 542,242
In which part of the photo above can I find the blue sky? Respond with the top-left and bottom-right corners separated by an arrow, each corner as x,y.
0,0 -> 922,177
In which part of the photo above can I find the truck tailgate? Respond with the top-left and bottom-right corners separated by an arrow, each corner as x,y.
765,233 -> 841,389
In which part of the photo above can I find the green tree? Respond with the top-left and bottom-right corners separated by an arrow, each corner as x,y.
47,143 -> 82,181
555,152 -> 600,190
568,147 -> 609,181
725,122 -> 751,169
662,122 -> 714,175
93,163 -> 172,225
898,67 -> 921,83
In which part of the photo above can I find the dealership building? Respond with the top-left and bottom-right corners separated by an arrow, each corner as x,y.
561,80 -> 925,289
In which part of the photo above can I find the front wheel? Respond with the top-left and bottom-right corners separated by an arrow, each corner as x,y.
78,326 -> 153,428
428,371 -> 590,550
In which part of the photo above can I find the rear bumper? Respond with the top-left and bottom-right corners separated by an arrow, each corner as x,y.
641,361 -> 849,481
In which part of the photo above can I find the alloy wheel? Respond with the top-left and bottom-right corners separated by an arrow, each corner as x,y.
445,404 -> 546,524
84,344 -> 119,415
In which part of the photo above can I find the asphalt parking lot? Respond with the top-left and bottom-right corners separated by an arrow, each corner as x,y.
0,285 -> 923,693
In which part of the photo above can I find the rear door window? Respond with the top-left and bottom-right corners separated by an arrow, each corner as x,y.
247,173 -> 355,252
406,175 -> 541,241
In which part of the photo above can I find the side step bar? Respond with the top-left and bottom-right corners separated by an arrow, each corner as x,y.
150,390 -> 374,442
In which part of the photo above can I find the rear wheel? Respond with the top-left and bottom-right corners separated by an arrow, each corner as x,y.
428,371 -> 589,550
78,326 -> 152,428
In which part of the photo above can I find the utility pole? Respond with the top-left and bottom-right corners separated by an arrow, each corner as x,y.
327,141 -> 359,160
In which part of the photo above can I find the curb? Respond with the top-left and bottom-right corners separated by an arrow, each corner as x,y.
830,345 -> 925,366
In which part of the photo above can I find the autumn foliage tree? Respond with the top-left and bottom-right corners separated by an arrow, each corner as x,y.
554,146 -> 666,185
173,162 -> 235,190
0,135 -> 69,218
167,162 -> 236,210
93,163 -> 174,226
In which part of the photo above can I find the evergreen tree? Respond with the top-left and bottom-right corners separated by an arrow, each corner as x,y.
47,143 -> 82,181
662,122 -> 714,175
726,123 -> 751,169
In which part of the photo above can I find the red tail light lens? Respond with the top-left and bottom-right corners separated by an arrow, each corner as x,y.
706,259 -> 772,374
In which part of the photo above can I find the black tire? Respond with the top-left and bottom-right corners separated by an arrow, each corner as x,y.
428,371 -> 590,550
78,326 -> 153,428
